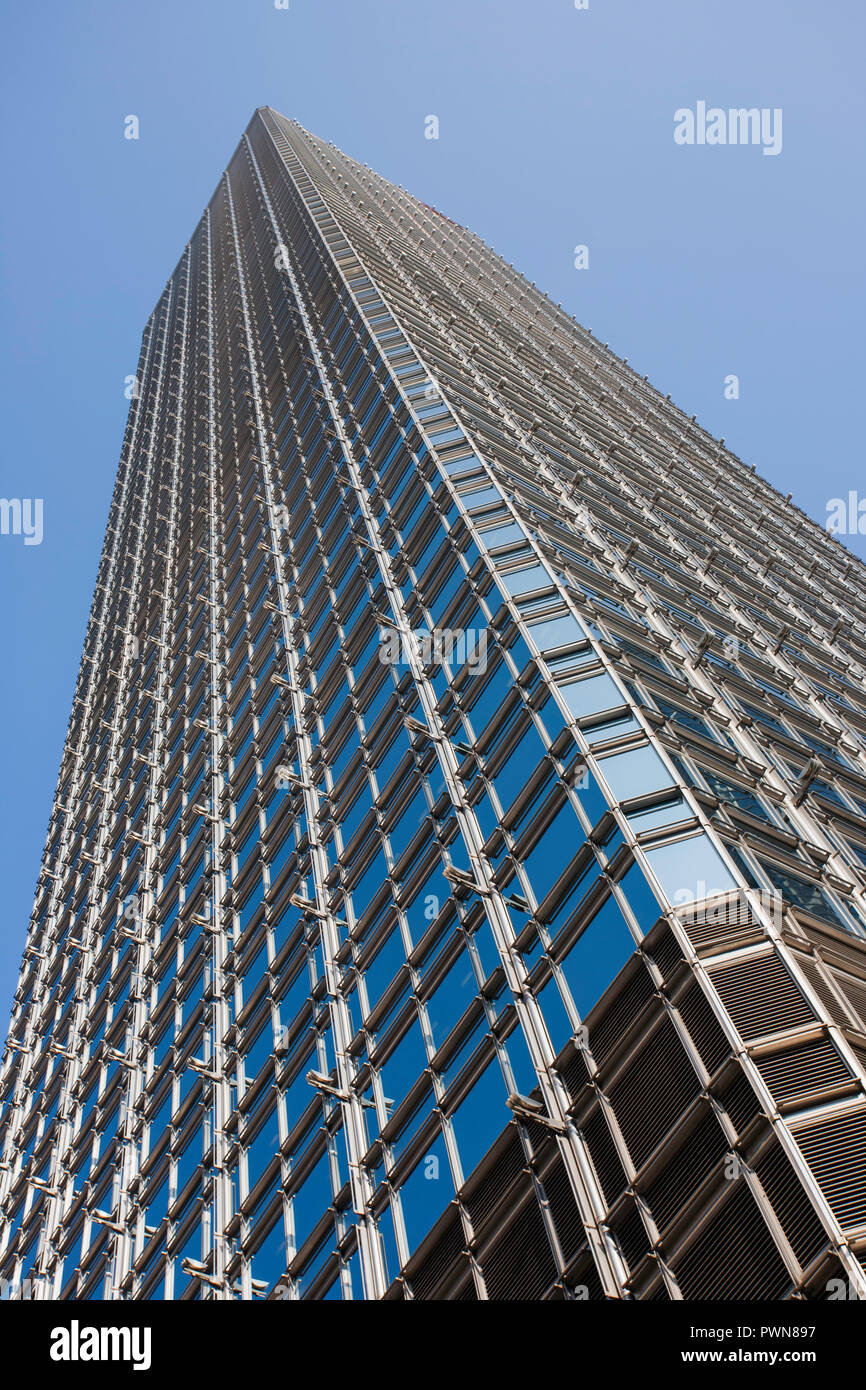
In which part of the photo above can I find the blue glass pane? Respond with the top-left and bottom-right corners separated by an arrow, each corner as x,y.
599,744 -> 675,803
399,1131 -> 453,1254
559,672 -> 623,718
558,895 -> 636,1019
450,1061 -> 507,1183
645,834 -> 738,905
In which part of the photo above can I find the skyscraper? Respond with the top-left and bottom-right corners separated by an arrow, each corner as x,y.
3,106 -> 866,1302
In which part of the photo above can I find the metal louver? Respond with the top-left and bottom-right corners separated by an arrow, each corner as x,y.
709,950 -> 816,1039
755,1037 -> 854,1110
673,1182 -> 792,1300
792,1106 -> 866,1232
607,1016 -> 702,1169
754,1139 -> 829,1270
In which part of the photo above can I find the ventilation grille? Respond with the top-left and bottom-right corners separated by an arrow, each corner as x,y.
648,926 -> 685,980
608,1017 -> 701,1169
799,924 -> 866,978
677,895 -> 763,954
405,1206 -> 465,1300
830,969 -> 866,1032
611,1197 -> 651,1274
754,1139 -> 828,1270
793,1106 -> 866,1232
676,979 -> 732,1075
581,1106 -> 628,1209
848,1040 -> 866,1079
755,1038 -> 853,1109
793,954 -> 854,1029
586,964 -> 656,1067
480,1196 -> 557,1300
714,1066 -> 764,1133
644,1104 -> 729,1233
566,1251 -> 607,1301
673,1182 -> 792,1299
462,1128 -> 526,1234
646,1281 -> 671,1300
542,1156 -> 586,1264
556,1042 -> 592,1103
709,951 -> 815,1039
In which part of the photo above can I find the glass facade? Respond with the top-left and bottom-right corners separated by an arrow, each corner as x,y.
2,108 -> 866,1301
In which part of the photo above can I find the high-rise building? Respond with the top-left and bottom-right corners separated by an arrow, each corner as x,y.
3,108 -> 866,1303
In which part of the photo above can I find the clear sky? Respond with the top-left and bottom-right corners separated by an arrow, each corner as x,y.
1,0 -> 864,1019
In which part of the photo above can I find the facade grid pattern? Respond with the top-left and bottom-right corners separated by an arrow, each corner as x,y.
2,108 -> 866,1300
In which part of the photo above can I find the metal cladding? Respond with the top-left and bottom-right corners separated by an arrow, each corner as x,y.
2,109 -> 866,1301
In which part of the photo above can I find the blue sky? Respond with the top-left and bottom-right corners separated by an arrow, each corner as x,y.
1,0 -> 864,1019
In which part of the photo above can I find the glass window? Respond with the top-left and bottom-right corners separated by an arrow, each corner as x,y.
499,564 -> 552,597
617,860 -> 663,935
450,1060 -> 506,1184
654,696 -> 717,743
558,672 -> 622,719
425,949 -> 476,1052
625,796 -> 689,834
536,971 -> 574,1052
599,744 -> 675,803
362,926 -> 405,1014
584,709 -> 642,742
249,1208 -> 290,1294
527,614 -> 586,652
246,1101 -> 281,1191
557,895 -> 635,1020
459,484 -> 501,509
291,1147 -> 333,1252
520,800 -> 585,907
698,766 -> 775,822
481,521 -> 526,551
645,834 -> 738,906
757,858 -> 856,932
378,1017 -> 428,1112
398,1130 -> 453,1255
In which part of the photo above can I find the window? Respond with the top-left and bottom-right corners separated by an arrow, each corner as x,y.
757,858 -> 860,934
499,563 -> 552,597
558,671 -> 623,720
556,894 -> 636,1019
697,766 -> 775,823
644,833 -> 738,906
398,1130 -> 453,1254
599,744 -> 675,804
526,612 -> 586,653
449,1059 -> 506,1184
